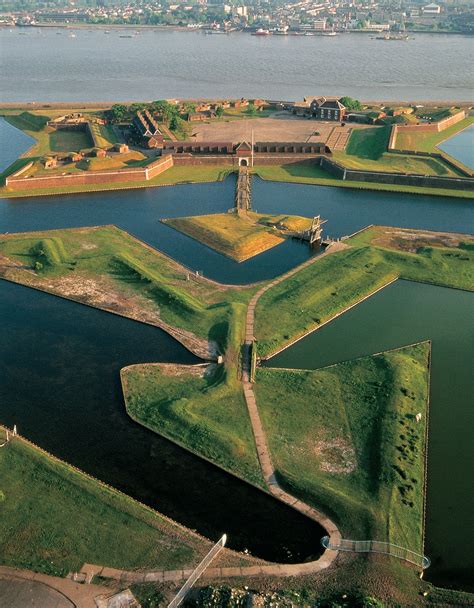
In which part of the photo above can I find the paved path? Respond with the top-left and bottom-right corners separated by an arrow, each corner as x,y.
76,242 -> 348,586
241,242 -> 346,550
0,567 -> 112,608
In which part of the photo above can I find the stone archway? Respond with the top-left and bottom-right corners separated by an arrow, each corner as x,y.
239,158 -> 249,167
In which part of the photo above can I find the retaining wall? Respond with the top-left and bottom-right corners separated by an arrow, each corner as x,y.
171,154 -> 322,167
5,155 -> 174,191
320,157 -> 474,191
387,148 -> 472,177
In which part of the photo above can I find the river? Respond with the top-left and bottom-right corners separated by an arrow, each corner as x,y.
1,28 -> 473,102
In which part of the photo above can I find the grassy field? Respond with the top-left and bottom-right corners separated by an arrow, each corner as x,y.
163,212 -> 313,262
345,126 -> 391,160
253,164 -> 474,199
335,126 -> 460,176
394,117 -> 474,153
49,129 -> 93,152
88,122 -> 119,148
255,342 -> 430,551
0,225 -> 258,350
334,151 -> 459,176
255,234 -> 474,357
0,429 -> 211,577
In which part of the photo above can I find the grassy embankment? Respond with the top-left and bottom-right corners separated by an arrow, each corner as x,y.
163,212 -> 313,262
256,342 -> 430,551
253,163 -> 474,199
0,427 -> 213,577
394,116 -> 474,153
0,225 -> 265,488
121,302 -> 265,488
255,229 -> 474,357
332,126 -> 462,176
0,225 -> 257,350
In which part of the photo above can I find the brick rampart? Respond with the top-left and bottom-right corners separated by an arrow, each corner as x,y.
5,155 -> 174,191
172,153 -> 322,167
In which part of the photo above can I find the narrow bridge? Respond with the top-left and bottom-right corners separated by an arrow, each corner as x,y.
235,166 -> 252,214
321,536 -> 431,570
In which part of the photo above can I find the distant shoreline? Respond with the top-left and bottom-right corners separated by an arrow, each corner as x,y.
2,22 -> 469,36
0,99 -> 473,110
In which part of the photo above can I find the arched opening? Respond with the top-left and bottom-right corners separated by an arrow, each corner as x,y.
239,158 -> 248,167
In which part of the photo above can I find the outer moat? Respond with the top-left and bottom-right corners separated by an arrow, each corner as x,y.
0,120 -> 473,605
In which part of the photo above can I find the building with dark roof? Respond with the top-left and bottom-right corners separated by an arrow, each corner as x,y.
310,98 -> 346,121
133,110 -> 164,147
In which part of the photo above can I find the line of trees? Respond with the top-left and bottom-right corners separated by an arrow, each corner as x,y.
108,100 -> 198,126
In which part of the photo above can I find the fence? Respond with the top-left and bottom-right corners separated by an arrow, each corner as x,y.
321,536 -> 430,570
168,534 -> 227,608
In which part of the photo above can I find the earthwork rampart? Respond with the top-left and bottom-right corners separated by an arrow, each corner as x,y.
5,155 -> 174,191
320,157 -> 474,190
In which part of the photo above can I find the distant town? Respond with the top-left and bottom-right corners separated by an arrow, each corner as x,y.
1,0 -> 473,35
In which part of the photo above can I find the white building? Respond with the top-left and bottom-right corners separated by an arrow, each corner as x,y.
422,3 -> 441,14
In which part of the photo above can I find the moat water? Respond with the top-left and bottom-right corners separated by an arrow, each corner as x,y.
268,280 -> 474,591
0,124 -> 473,588
438,123 -> 474,170
0,279 -> 325,563
1,28 -> 473,102
0,178 -> 472,284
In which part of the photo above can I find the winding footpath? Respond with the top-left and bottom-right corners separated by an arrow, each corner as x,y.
75,243 -> 346,586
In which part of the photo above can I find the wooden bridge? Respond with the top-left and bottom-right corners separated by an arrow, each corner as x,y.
235,166 -> 252,214
287,215 -> 327,246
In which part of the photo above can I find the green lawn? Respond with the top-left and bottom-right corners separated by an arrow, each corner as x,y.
49,129 -> 93,152
120,295 -> 265,488
0,429 -> 210,577
256,342 -> 430,552
335,125 -> 460,176
255,237 -> 474,358
88,122 -> 117,148
333,151 -> 459,176
345,126 -> 391,160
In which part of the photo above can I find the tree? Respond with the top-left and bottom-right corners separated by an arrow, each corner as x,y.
247,102 -> 257,116
340,96 -> 362,111
215,105 -> 224,118
109,104 -> 128,123
152,100 -> 179,124
128,102 -> 147,116
183,102 -> 197,115
169,115 -> 179,131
